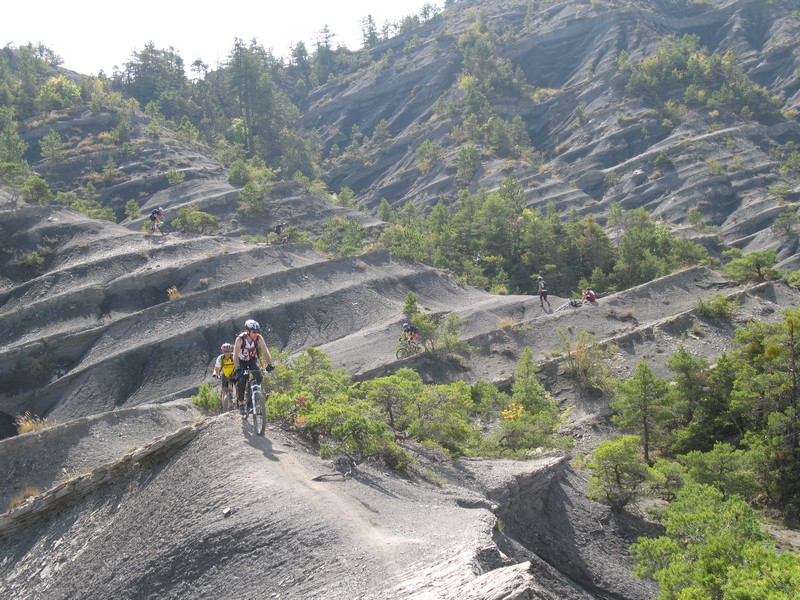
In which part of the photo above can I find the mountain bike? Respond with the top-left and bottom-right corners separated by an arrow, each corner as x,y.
396,336 -> 422,360
218,376 -> 235,413
241,368 -> 267,436
554,299 -> 583,313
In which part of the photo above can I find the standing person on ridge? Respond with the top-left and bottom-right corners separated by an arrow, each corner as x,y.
233,319 -> 275,416
537,276 -> 551,310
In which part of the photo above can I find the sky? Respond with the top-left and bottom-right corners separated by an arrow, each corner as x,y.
3,0 -> 432,75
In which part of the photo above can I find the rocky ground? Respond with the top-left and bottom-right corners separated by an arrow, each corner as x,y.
2,230 -> 798,597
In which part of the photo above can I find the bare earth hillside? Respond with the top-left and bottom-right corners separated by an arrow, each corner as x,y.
3,0 -> 800,597
2,188 -> 799,597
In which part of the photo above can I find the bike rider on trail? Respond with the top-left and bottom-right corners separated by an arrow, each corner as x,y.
233,319 -> 275,415
149,207 -> 165,232
212,342 -> 237,402
400,322 -> 419,343
274,222 -> 287,242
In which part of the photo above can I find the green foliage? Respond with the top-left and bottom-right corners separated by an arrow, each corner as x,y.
171,207 -> 219,234
21,175 -> 53,205
315,216 -> 365,256
772,207 -> 800,237
428,313 -> 475,358
237,180 -> 268,215
402,292 -> 420,319
653,150 -> 673,169
612,360 -> 672,464
18,251 -> 45,267
687,206 -> 704,227
677,442 -> 757,500
334,186 -> 355,208
265,346 -> 564,464
54,190 -> 115,221
496,348 -> 561,453
415,139 -> 440,173
125,199 -> 140,221
625,34 -> 777,121
35,75 -> 81,111
559,331 -> 616,393
587,435 -> 650,510
39,128 -> 64,161
113,106 -> 134,144
722,248 -> 781,282
695,293 -> 737,320
191,383 -> 221,412
166,168 -> 185,185
631,483 -> 800,599
455,144 -> 482,187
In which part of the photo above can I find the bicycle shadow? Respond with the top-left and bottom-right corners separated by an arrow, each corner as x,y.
239,419 -> 284,462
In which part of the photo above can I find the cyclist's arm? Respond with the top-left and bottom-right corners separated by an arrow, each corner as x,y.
232,338 -> 242,369
257,335 -> 273,365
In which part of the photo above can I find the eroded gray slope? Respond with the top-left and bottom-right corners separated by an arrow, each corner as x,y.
0,415 -> 654,600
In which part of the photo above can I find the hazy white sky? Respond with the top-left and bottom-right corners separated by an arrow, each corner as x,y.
4,0 -> 431,75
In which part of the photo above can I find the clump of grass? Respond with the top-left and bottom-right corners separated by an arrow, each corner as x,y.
167,286 -> 181,301
695,293 -> 736,320
198,277 -> 209,287
8,483 -> 40,510
15,411 -> 50,434
498,318 -> 515,329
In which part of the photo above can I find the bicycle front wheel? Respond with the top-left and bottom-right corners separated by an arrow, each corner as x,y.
252,391 -> 266,435
396,346 -> 410,360
221,387 -> 232,413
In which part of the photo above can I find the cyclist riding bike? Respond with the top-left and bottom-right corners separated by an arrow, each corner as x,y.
233,319 -> 275,416
400,322 -> 419,343
212,342 -> 237,408
149,207 -> 165,233
274,222 -> 287,243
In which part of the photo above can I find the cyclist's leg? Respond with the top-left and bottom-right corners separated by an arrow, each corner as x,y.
251,363 -> 263,384
235,373 -> 247,406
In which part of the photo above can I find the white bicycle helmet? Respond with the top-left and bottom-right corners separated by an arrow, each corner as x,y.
244,319 -> 261,332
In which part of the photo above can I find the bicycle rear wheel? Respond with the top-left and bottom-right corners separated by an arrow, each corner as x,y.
252,390 -> 266,435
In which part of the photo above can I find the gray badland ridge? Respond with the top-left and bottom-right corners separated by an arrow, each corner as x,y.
2,0 -> 800,597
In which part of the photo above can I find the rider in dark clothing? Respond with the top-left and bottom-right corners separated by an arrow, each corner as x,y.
400,322 -> 419,342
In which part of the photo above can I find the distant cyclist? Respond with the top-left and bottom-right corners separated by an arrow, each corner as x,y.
149,207 -> 165,233
273,222 -> 287,242
400,322 -> 419,343
212,342 -> 237,404
582,288 -> 597,304
233,319 -> 275,415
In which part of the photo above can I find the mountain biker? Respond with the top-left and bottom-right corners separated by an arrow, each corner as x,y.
400,322 -> 419,343
149,207 -> 165,233
274,222 -> 287,242
537,276 -> 551,309
233,319 -> 275,415
582,288 -> 597,304
212,342 -> 237,404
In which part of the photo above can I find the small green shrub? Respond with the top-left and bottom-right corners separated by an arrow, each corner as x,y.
18,251 -> 44,267
166,168 -> 185,185
191,383 -> 220,412
695,293 -> 736,320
